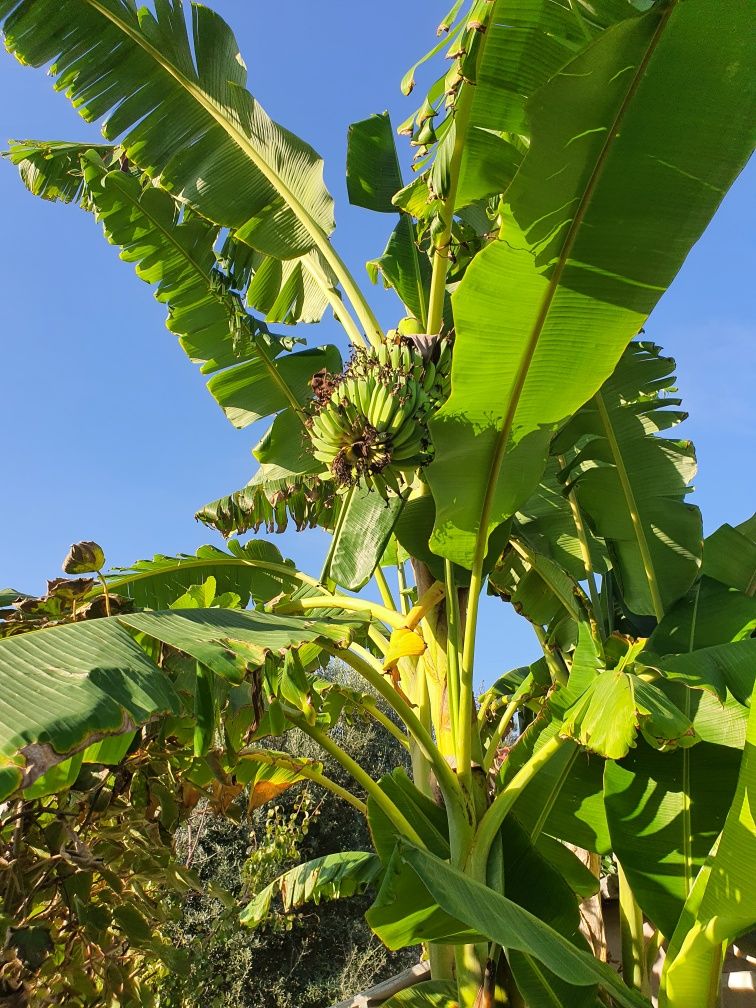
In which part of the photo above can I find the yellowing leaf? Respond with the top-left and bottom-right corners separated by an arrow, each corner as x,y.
383,628 -> 427,671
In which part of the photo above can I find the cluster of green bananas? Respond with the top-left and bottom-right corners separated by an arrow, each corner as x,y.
308,338 -> 450,497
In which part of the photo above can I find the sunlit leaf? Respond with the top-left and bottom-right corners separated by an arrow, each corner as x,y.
427,3 -> 753,568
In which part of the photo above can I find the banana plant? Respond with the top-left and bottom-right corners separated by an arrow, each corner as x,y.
1,1 -> 754,1006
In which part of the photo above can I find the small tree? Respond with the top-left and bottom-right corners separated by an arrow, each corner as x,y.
1,3 -> 754,1007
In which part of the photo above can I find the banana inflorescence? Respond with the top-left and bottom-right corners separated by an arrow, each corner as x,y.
307,334 -> 451,497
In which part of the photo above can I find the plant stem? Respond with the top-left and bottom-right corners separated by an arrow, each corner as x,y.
476,690 -> 495,728
317,239 -> 383,347
557,453 -> 603,628
405,581 -> 447,630
618,861 -> 650,996
361,699 -> 410,751
273,593 -> 405,630
444,559 -> 462,765
411,658 -> 434,798
374,566 -> 399,613
96,571 -> 111,617
301,254 -> 367,349
429,943 -> 456,983
291,717 -> 426,848
368,624 -> 391,655
454,943 -> 486,1008
526,743 -> 579,844
468,734 -> 573,877
481,697 -> 519,774
396,561 -> 411,616
531,623 -> 568,686
185,803 -> 210,868
456,580 -> 479,798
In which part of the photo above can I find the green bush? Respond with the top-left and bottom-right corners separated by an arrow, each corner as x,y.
155,664 -> 418,1008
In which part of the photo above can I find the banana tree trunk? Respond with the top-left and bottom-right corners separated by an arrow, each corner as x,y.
411,561 -> 511,1006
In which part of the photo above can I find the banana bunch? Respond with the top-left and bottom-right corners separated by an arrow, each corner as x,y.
308,339 -> 439,497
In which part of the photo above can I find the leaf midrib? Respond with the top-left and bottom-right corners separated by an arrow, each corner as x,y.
85,0 -> 327,254
594,389 -> 665,620
511,538 -> 580,618
82,0 -> 381,345
107,556 -> 320,594
469,4 -> 676,574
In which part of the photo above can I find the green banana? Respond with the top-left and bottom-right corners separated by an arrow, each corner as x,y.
356,375 -> 375,417
375,391 -> 399,431
391,437 -> 427,463
306,339 -> 441,498
422,361 -> 437,392
390,420 -> 423,451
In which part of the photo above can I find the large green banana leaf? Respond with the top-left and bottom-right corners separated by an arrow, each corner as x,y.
651,579 -> 756,657
488,541 -> 582,632
10,141 -> 264,371
366,842 -> 650,1008
346,113 -> 433,326
409,0 -> 636,212
450,0 -> 639,208
647,553 -> 756,743
9,139 -> 338,329
206,343 -> 341,430
322,487 -> 406,591
605,740 -> 742,939
555,341 -> 702,617
0,0 -> 334,261
546,624 -> 697,760
79,152 -> 341,430
240,851 -> 381,928
701,514 -> 756,598
0,618 -> 178,801
367,768 -> 451,863
104,540 -> 304,609
246,250 -> 336,326
367,217 -> 431,330
651,639 -> 756,708
6,144 -> 339,463
499,817 -> 597,1008
427,0 -> 754,569
6,139 -> 339,455
0,607 -> 358,800
215,232 -> 339,327
659,683 -> 756,1008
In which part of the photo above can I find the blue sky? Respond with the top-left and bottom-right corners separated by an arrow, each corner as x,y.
0,2 -> 753,687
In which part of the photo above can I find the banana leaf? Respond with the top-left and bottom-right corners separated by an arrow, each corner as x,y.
427,1 -> 754,569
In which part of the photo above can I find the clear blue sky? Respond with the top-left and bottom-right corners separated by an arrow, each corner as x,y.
0,2 -> 753,688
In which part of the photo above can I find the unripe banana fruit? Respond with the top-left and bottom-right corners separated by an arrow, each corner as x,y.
305,335 -> 452,498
